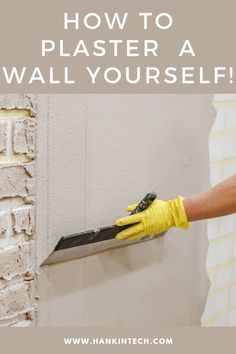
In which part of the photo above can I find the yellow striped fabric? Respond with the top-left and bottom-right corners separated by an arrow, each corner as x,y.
201,95 -> 236,326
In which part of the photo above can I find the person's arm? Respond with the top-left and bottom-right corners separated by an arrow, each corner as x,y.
115,174 -> 236,240
184,174 -> 236,221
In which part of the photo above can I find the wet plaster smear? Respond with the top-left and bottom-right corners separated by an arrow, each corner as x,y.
36,95 -> 215,326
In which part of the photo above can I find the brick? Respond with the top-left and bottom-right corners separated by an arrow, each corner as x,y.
13,119 -> 36,159
0,94 -> 37,116
0,120 -> 7,152
12,205 -> 35,236
10,320 -> 32,327
0,243 -> 34,280
0,211 -> 7,239
0,164 -> 35,199
0,282 -> 32,320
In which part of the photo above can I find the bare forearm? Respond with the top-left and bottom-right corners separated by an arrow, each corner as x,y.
183,174 -> 236,222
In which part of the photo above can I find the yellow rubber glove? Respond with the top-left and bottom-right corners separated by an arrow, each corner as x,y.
115,196 -> 189,240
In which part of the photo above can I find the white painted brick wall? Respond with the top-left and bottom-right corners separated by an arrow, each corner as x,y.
0,94 -> 37,327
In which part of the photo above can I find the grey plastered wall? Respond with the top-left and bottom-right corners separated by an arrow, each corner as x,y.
36,95 -> 215,326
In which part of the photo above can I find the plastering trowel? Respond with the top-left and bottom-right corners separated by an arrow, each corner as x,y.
42,191 -> 164,266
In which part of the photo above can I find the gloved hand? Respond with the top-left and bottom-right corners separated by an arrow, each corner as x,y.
115,196 -> 189,240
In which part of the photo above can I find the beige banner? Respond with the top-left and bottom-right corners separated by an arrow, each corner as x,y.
0,0 -> 236,92
0,327 -> 235,353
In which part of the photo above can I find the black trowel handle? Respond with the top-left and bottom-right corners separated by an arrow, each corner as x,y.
115,191 -> 158,234
53,191 -> 158,252
130,191 -> 157,215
